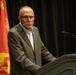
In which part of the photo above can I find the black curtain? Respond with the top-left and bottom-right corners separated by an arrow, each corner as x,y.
6,0 -> 76,58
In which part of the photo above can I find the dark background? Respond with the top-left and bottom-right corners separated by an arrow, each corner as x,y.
6,0 -> 76,58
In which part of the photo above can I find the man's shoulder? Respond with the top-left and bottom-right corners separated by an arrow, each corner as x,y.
8,23 -> 21,37
33,26 -> 38,31
9,23 -> 21,32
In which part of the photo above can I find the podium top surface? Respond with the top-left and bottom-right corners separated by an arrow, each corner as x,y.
36,54 -> 76,74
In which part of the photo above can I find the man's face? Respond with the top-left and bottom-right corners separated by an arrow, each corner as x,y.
19,8 -> 35,30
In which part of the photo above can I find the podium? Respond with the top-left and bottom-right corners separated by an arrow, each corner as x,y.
36,54 -> 76,75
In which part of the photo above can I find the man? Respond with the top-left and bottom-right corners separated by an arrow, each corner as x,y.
8,6 -> 56,75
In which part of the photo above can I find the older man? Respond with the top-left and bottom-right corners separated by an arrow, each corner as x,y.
8,6 -> 56,75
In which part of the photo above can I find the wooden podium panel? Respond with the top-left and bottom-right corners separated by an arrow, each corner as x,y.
36,54 -> 76,75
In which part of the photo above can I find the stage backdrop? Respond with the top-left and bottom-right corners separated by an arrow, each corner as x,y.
6,0 -> 76,58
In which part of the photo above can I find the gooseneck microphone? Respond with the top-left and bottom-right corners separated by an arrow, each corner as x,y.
62,31 -> 76,39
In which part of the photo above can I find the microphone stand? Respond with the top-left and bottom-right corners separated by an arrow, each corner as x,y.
62,31 -> 76,39
62,31 -> 76,54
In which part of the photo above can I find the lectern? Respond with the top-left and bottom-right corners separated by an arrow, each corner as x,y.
36,54 -> 76,75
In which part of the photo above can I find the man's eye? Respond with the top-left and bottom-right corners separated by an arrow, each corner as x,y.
21,16 -> 34,19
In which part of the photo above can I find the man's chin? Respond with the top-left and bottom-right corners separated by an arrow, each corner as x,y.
26,26 -> 32,30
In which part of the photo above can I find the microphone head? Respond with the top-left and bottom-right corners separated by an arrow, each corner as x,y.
62,31 -> 67,34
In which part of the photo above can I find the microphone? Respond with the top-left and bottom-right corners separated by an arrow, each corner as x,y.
62,31 -> 76,39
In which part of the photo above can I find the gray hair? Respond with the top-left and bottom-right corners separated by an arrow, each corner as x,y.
19,6 -> 34,16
